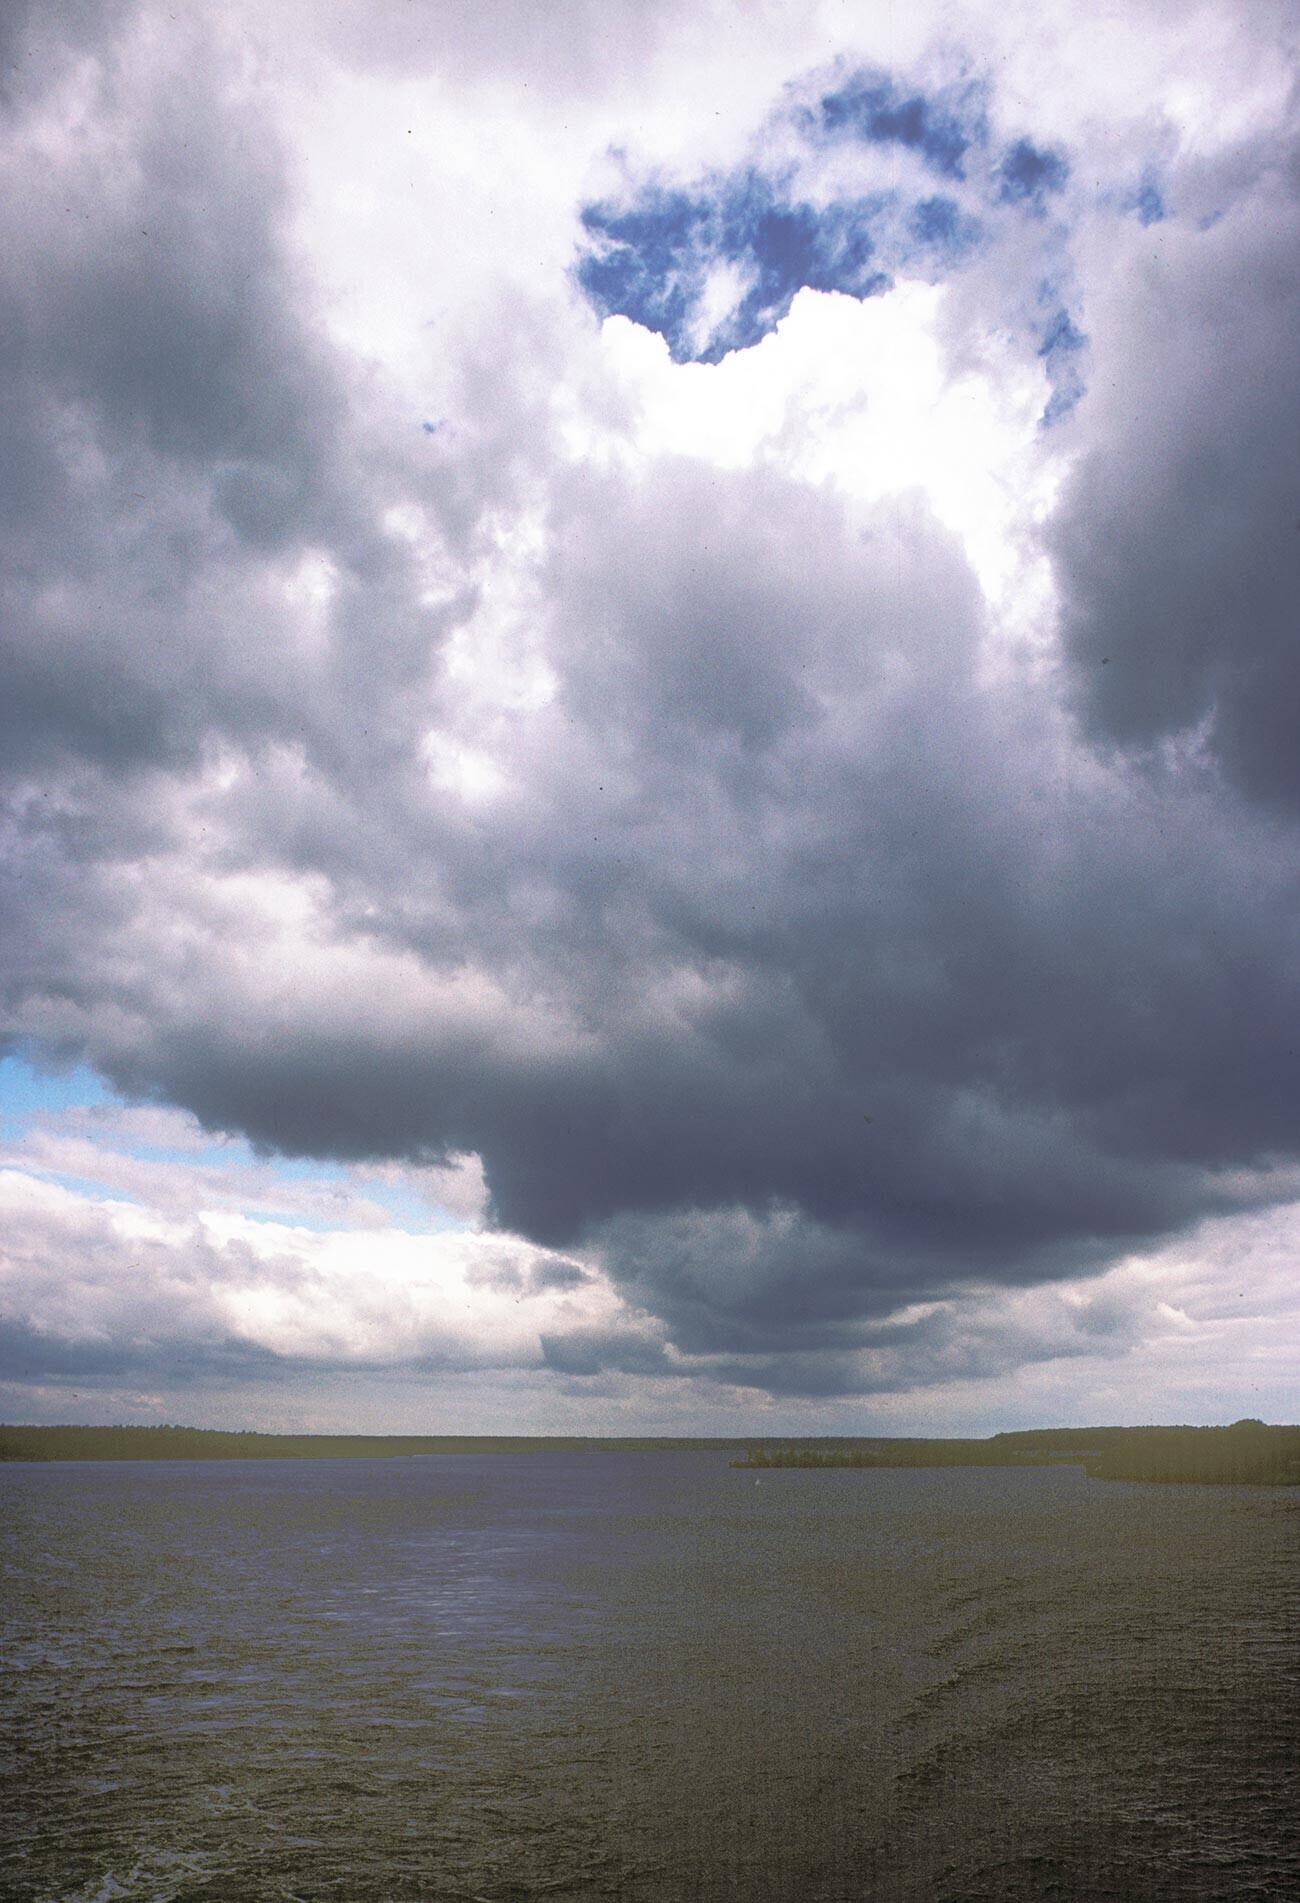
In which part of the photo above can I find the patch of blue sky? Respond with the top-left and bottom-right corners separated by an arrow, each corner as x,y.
995,137 -> 1069,208
1,1051 -> 469,1233
0,1051 -> 114,1131
1129,171 -> 1165,225
1037,303 -> 1087,426
578,186 -> 703,354
577,61 -> 1085,367
1,1054 -> 232,1167
714,182 -> 891,355
906,195 -> 982,264
579,171 -> 891,363
806,69 -> 985,181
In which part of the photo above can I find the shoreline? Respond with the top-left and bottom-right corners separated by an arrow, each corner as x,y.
3,1419 -> 1298,1483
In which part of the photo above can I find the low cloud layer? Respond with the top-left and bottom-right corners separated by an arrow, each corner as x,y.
5,1143 -> 1298,1431
2,0 -> 1299,1421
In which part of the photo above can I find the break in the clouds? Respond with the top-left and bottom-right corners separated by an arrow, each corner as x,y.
576,62 -> 1077,400
2,0 -> 1299,1429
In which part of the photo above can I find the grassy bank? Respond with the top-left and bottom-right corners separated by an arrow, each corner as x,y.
0,1425 -> 749,1462
3,1420 -> 1297,1482
732,1421 -> 1300,1485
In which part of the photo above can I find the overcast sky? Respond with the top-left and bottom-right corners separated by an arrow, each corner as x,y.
2,0 -> 1298,1435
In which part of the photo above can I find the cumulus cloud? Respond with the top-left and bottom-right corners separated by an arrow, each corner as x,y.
1053,117 -> 1300,808
0,1166 -> 624,1383
2,0 -> 1300,1421
7,1149 -> 1298,1430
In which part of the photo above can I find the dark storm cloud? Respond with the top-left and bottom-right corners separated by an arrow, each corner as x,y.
539,1327 -> 673,1378
6,3 -> 1300,1399
0,1315 -> 283,1386
1052,125 -> 1300,808
24,450 -> 1297,1335
705,1283 -> 1140,1398
530,1260 -> 593,1293
0,11 -> 455,792
0,0 -> 136,108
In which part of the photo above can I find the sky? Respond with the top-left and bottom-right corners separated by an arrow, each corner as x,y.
1,0 -> 1299,1436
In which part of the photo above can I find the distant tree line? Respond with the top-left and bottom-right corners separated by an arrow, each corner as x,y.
0,1425 -> 757,1462
1080,1421 -> 1300,1486
732,1421 -> 1300,1485
734,1439 -> 1066,1470
3,1421 -> 1296,1482
0,1425 -> 461,1462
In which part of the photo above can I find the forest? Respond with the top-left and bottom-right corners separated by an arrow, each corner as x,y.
2,1420 -> 1297,1482
733,1420 -> 1300,1484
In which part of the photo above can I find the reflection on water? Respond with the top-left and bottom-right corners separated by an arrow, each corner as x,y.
2,1452 -> 1297,1901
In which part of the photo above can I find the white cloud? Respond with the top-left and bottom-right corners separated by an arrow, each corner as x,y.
0,1164 -> 633,1374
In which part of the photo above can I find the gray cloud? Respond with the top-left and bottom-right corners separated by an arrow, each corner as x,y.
539,1327 -> 674,1378
705,1285 -> 1143,1399
0,0 -> 136,110
0,1315 -> 284,1386
297,0 -> 700,94
1053,120 -> 1300,809
0,11 -> 458,796
5,2 -> 1300,1401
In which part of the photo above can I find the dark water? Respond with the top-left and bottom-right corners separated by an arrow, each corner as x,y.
2,1453 -> 1297,1902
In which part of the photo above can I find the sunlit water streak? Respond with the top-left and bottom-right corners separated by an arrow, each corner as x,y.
2,1453 -> 1297,1901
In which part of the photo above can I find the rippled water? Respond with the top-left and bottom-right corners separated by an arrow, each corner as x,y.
2,1452 -> 1297,1901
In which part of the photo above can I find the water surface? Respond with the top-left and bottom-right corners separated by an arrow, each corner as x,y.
2,1452 -> 1296,1900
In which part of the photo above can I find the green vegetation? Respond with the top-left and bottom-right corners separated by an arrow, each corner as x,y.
732,1421 -> 1300,1485
0,1425 -> 752,1463
735,1438 -> 1062,1470
1080,1421 -> 1300,1486
3,1420 -> 1297,1483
